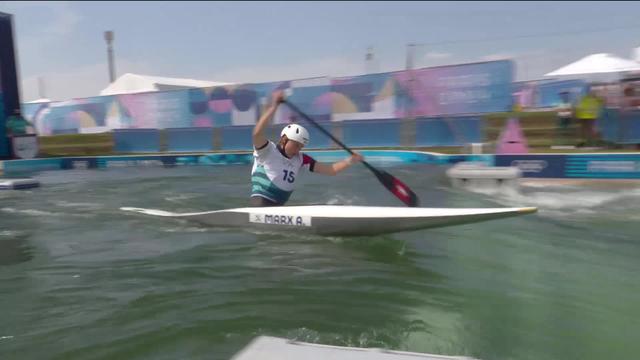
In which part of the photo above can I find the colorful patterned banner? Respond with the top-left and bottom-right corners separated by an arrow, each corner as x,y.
22,61 -> 515,136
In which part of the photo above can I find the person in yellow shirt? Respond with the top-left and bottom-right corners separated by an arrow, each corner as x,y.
575,89 -> 603,147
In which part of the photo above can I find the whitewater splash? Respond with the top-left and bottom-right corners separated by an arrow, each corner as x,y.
1,207 -> 94,218
477,183 -> 640,219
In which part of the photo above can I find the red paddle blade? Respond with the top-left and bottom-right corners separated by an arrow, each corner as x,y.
388,175 -> 420,207
371,167 -> 420,207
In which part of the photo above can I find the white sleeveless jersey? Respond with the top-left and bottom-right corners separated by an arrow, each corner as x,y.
251,141 -> 316,204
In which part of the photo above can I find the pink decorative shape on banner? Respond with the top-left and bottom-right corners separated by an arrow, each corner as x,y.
496,118 -> 528,154
192,116 -> 213,127
312,92 -> 334,114
209,99 -> 233,113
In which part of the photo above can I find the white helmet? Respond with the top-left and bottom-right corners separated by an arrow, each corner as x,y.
280,124 -> 310,146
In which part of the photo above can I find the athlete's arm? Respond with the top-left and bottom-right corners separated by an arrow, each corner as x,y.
313,153 -> 363,176
253,90 -> 284,149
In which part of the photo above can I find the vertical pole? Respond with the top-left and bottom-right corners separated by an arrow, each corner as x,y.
104,31 -> 116,83
38,76 -> 45,99
405,43 -> 416,120
0,12 -> 21,159
404,43 -> 419,147
365,46 -> 374,74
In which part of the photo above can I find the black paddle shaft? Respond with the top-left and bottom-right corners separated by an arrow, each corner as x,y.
283,100 -> 379,172
282,100 -> 420,207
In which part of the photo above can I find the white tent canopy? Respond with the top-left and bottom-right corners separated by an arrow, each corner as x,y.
545,53 -> 640,77
100,73 -> 232,96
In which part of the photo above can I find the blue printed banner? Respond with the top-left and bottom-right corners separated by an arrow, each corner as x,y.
495,155 -> 567,178
21,61 -> 515,135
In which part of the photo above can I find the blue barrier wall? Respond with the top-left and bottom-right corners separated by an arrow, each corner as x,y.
220,126 -> 253,151
117,115 -> 483,153
599,108 -> 640,144
342,119 -> 401,147
415,116 -> 482,146
113,129 -> 160,153
4,151 -> 640,179
166,127 -> 214,152
305,122 -> 332,149
599,108 -> 620,143
416,118 -> 455,146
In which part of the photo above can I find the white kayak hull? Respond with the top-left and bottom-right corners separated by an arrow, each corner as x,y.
121,205 -> 537,236
232,335 -> 479,360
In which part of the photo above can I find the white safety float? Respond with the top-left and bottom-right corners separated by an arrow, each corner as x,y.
0,178 -> 40,190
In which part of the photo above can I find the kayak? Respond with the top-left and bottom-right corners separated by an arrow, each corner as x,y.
231,335 -> 478,360
121,205 -> 537,236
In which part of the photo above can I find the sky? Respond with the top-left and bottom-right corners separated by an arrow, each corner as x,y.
1,1 -> 640,102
